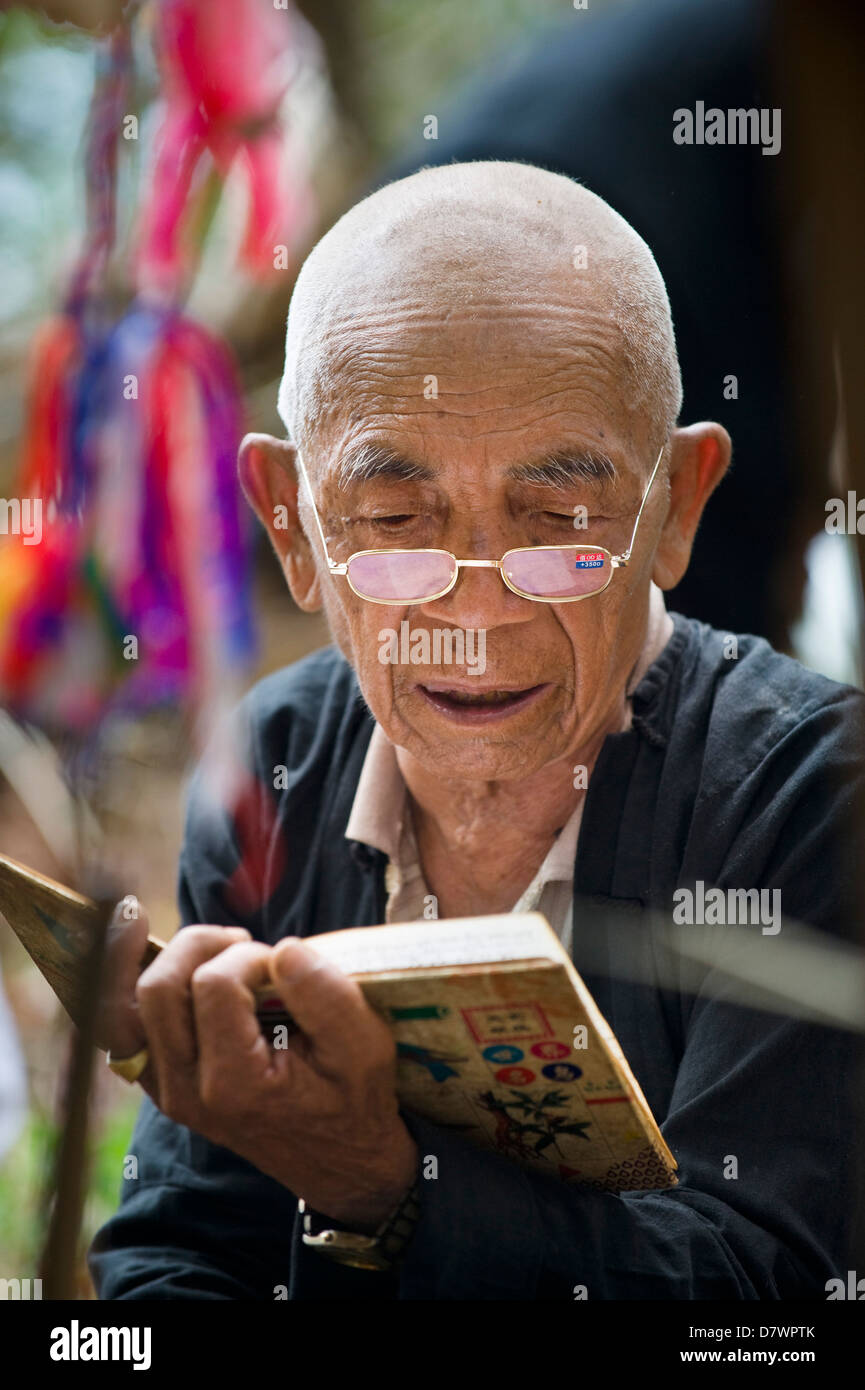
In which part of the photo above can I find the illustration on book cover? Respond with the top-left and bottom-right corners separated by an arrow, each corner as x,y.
384,979 -> 671,1190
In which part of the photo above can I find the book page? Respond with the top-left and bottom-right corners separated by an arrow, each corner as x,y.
308,912 -> 561,975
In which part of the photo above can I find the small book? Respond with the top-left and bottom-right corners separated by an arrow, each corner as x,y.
0,853 -> 677,1194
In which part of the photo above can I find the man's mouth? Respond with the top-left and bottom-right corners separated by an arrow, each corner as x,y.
416,683 -> 549,721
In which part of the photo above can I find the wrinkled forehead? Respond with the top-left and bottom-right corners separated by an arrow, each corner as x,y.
281,168 -> 680,471
287,286 -> 639,472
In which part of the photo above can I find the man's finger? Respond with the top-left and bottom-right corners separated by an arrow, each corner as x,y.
192,942 -> 282,1097
95,899 -> 152,1057
268,938 -> 393,1076
136,925 -> 252,1083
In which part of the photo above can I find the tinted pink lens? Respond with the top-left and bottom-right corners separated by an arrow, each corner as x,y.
504,547 -> 612,598
347,550 -> 456,601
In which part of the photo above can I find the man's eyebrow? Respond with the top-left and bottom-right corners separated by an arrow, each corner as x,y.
334,443 -> 435,490
507,450 -> 618,490
332,443 -> 618,491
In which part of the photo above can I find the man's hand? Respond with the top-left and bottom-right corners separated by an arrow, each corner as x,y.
94,898 -> 251,1098
181,936 -> 418,1228
97,907 -> 418,1228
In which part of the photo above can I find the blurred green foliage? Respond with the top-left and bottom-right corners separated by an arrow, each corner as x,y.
0,1088 -> 141,1289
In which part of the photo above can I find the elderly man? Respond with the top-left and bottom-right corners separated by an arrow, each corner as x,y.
90,162 -> 863,1300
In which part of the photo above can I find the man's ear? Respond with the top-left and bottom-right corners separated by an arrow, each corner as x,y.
237,432 -> 322,611
652,422 -> 731,590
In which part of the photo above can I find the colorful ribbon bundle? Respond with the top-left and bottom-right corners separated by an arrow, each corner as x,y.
0,1 -> 307,734
140,0 -> 301,289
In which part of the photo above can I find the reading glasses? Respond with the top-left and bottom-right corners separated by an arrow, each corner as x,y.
294,442 -> 665,606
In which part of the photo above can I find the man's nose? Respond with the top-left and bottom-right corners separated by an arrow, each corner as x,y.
418,559 -> 533,630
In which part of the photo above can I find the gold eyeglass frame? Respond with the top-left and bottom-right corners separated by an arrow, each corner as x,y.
293,442 -> 665,606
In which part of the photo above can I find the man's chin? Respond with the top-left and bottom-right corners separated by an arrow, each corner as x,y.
404,742 -> 549,782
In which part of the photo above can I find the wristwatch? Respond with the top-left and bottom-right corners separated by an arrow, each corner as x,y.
298,1182 -> 421,1272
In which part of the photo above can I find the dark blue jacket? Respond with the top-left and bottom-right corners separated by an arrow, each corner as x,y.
89,614 -> 865,1299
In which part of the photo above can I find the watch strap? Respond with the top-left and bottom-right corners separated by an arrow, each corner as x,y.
299,1181 -> 421,1272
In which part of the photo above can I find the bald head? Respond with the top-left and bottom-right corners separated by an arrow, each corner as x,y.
278,161 -> 681,461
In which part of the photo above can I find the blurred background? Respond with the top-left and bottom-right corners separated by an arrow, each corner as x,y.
0,0 -> 863,1295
